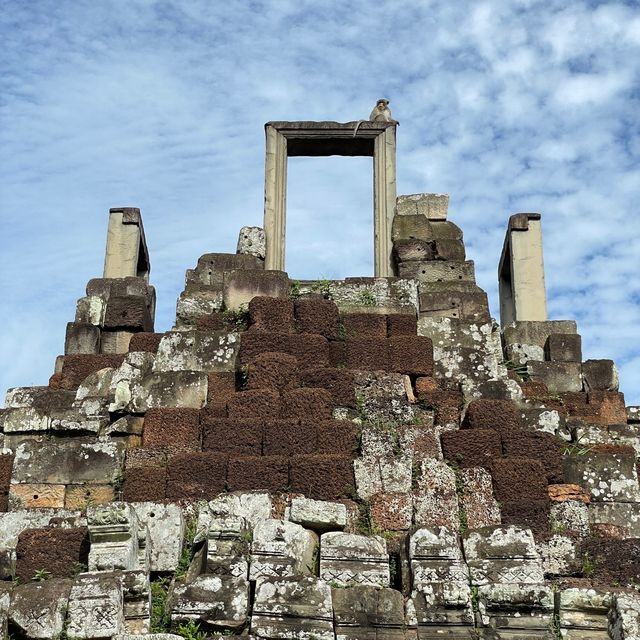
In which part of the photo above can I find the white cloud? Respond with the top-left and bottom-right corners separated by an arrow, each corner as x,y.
0,0 -> 639,404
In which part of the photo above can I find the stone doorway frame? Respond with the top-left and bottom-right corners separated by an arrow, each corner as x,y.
263,121 -> 397,277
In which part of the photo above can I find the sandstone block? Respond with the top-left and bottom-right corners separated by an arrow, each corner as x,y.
320,532 -> 390,587
460,468 -> 501,529
354,371 -> 413,423
237,225 -> 266,259
418,283 -> 490,323
9,484 -> 66,510
9,579 -> 72,639
250,519 -> 318,580
502,320 -> 578,349
545,333 -> 582,362
391,214 -> 431,242
75,295 -> 106,325
154,330 -> 239,373
103,295 -> 153,331
65,484 -> 115,510
582,359 -> 619,392
412,459 -> 459,530
66,572 -> 124,639
65,322 -> 101,355
191,252 -> 263,286
223,269 -> 289,311
369,491 -> 412,530
393,238 -> 434,262
528,360 -> 583,393
131,502 -> 184,572
99,329 -> 135,354
396,193 -> 449,219
398,260 -> 476,284
170,575 -> 249,631
251,576 -> 333,640
87,503 -> 141,572
12,440 -> 125,485
289,496 -> 347,532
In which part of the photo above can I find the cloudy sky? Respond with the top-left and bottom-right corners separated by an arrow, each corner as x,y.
1,0 -> 639,404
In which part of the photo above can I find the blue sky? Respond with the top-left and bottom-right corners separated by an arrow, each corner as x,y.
1,0 -> 639,404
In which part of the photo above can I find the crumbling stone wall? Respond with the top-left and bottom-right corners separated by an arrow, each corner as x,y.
0,201 -> 639,639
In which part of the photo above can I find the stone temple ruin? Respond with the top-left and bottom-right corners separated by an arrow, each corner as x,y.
1,119 -> 640,640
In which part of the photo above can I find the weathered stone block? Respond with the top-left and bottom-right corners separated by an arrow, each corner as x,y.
582,359 -> 619,392
66,572 -> 124,639
250,519 -> 318,580
294,297 -> 341,339
237,225 -> 266,259
203,418 -> 263,455
289,496 -> 347,532
387,313 -> 417,336
289,454 -> 355,500
170,575 -> 249,631
537,533 -> 580,576
502,430 -> 564,483
610,593 -> 640,640
320,532 -> 390,587
462,399 -> 521,433
345,336 -> 389,371
9,579 -> 72,639
299,367 -> 355,408
9,483 -> 66,509
247,352 -> 299,392
559,587 -> 611,635
103,295 -> 153,331
75,295 -> 106,325
239,331 -> 331,368
142,408 -> 201,453
316,419 -> 359,455
131,502 -> 184,572
175,288 -> 223,328
333,585 -> 405,639
65,322 -> 101,355
440,429 -> 501,469
281,387 -> 333,420
87,503 -> 141,572
206,514 -> 250,578
343,313 -> 387,338
393,238 -> 434,262
502,320 -> 578,349
251,576 -> 334,640
57,353 -> 125,390
460,468 -> 501,529
153,330 -> 239,373
248,296 -> 295,333
128,331 -> 164,353
391,214 -> 431,242
590,502 -> 640,538
223,269 -> 290,311
418,282 -> 490,323
100,329 -> 135,354
412,459 -> 459,530
491,457 -> 548,503
227,455 -> 289,493
0,406 -> 50,433
227,389 -> 281,420
65,484 -> 115,510
190,252 -> 263,286
396,193 -> 449,219
15,527 -> 89,582
165,452 -> 227,501
388,335 -> 433,376
369,491 -> 413,530
353,371 -> 413,423
398,260 -> 476,284
545,333 -> 582,362
462,525 -> 544,586
123,467 -> 166,503
528,360 -> 583,393
12,440 -> 125,485
263,419 -> 315,456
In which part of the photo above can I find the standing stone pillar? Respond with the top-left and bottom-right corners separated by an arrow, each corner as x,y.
498,213 -> 548,326
103,207 -> 151,280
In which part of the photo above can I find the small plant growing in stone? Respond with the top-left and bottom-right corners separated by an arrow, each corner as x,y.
32,568 -> 51,582
501,359 -> 530,381
71,561 -> 87,577
582,552 -> 595,578
150,576 -> 171,632
289,279 -> 302,300
176,620 -> 206,640
355,289 -> 377,306
311,278 -> 334,300
222,303 -> 250,332
562,434 -> 593,457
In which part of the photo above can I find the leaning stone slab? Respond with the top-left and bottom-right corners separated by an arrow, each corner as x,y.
12,440 -> 125,485
250,519 -> 318,580
170,575 -> 249,631
396,193 -> 449,220
153,331 -> 239,373
319,532 -> 390,587
66,572 -> 124,639
131,502 -> 184,572
9,579 -> 72,639
288,496 -> 347,532
251,576 -> 334,640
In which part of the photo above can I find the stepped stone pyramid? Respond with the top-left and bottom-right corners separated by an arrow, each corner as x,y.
1,121 -> 640,639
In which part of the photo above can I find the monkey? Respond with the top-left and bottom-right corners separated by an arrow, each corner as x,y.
353,98 -> 398,136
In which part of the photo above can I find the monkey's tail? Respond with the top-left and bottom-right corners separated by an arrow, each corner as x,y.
352,120 -> 365,137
